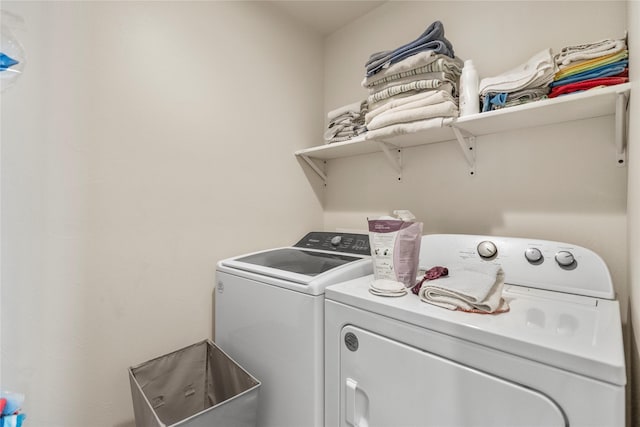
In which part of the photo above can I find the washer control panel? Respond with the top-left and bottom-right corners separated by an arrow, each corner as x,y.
294,232 -> 370,256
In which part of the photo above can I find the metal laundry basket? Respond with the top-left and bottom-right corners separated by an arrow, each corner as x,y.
129,339 -> 261,427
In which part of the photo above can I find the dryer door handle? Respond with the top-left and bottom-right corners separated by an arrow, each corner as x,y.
345,378 -> 369,427
346,378 -> 358,426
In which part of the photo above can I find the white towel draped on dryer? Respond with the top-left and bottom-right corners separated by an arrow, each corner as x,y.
418,264 -> 509,313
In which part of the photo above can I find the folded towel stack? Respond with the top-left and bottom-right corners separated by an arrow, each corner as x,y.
479,48 -> 555,112
418,264 -> 509,314
550,37 -> 629,98
324,100 -> 368,144
361,21 -> 463,140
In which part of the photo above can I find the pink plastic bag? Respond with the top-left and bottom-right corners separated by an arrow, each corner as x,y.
368,212 -> 423,287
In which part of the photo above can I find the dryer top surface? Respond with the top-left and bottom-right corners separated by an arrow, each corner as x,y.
326,234 -> 625,386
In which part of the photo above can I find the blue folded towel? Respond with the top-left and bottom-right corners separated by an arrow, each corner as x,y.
365,21 -> 455,77
482,93 -> 507,112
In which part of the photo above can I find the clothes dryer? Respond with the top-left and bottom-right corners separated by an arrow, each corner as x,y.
215,232 -> 371,427
325,234 -> 625,427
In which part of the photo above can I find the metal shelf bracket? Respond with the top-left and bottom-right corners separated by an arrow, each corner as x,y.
615,90 -> 629,167
299,154 -> 327,182
376,140 -> 403,182
451,125 -> 476,175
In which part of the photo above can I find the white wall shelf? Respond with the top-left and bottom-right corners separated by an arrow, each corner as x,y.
296,82 -> 631,181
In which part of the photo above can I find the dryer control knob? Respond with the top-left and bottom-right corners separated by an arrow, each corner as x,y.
330,236 -> 342,246
524,247 -> 543,263
555,251 -> 575,267
477,241 -> 497,259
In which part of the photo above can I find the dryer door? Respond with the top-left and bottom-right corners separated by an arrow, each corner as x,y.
340,326 -> 566,427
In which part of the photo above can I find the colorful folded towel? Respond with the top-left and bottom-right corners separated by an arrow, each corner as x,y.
555,50 -> 628,80
548,76 -> 629,98
550,59 -> 628,87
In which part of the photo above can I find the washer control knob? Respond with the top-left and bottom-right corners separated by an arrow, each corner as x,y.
524,247 -> 543,263
555,251 -> 575,267
330,236 -> 342,246
477,241 -> 497,259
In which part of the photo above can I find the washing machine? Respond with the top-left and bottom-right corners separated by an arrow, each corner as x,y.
215,231 -> 372,427
325,234 -> 626,427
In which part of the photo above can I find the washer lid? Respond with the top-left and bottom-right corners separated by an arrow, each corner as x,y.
217,232 -> 372,294
235,248 -> 361,277
218,246 -> 372,295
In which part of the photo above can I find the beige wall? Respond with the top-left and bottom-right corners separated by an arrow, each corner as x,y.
0,2 -> 324,425
627,0 -> 639,422
0,0 -> 635,425
323,1 -> 629,314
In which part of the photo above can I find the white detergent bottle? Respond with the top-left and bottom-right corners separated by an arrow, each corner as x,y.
459,59 -> 480,116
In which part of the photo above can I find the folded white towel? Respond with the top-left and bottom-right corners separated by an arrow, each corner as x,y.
323,124 -> 366,141
366,89 -> 454,123
555,38 -> 626,66
327,101 -> 364,122
365,116 -> 453,140
479,48 -> 555,95
418,264 -> 509,313
368,83 -> 454,112
367,100 -> 458,131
